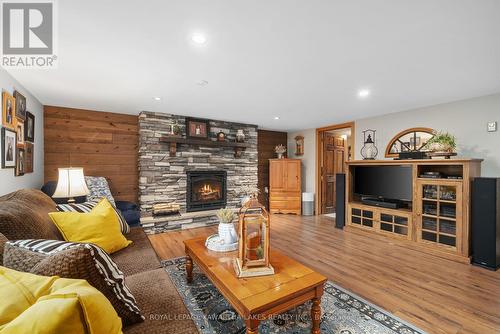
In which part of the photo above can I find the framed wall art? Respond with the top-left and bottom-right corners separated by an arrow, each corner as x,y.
2,91 -> 16,130
2,127 -> 17,168
186,117 -> 209,139
25,111 -> 35,142
24,142 -> 33,173
16,121 -> 24,146
14,90 -> 26,121
16,147 -> 25,176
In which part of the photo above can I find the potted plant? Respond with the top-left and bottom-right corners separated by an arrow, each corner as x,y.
172,121 -> 181,136
239,185 -> 260,206
274,144 -> 287,159
216,208 -> 237,245
424,131 -> 457,157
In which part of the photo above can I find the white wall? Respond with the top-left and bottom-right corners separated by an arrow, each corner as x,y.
355,93 -> 500,176
287,128 -> 316,193
289,93 -> 500,200
0,69 -> 44,195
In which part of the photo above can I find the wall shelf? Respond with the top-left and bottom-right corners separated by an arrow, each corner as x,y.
159,136 -> 252,157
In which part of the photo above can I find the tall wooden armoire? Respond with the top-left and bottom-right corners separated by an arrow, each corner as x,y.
269,159 -> 302,214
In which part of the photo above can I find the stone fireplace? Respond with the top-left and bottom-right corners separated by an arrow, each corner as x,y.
138,111 -> 258,234
186,170 -> 227,212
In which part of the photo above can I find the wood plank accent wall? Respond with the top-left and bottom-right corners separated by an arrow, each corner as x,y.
44,106 -> 139,203
257,130 -> 287,207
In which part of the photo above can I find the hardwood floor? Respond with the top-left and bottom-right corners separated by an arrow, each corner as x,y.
148,214 -> 500,334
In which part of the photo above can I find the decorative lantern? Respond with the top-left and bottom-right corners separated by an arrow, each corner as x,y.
234,197 -> 274,278
360,129 -> 378,160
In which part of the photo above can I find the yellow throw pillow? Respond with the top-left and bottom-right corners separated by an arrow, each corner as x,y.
49,198 -> 132,254
0,266 -> 122,334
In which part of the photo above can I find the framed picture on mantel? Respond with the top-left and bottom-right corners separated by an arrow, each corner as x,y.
186,117 -> 210,139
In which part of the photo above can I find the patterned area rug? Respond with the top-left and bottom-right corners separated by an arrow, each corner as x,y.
163,257 -> 426,334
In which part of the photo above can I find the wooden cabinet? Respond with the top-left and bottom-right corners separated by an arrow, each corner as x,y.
345,159 -> 482,264
269,159 -> 302,215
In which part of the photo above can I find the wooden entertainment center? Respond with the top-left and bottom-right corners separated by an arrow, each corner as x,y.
345,159 -> 482,263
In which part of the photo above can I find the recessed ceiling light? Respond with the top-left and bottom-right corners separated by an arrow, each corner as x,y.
196,80 -> 208,86
191,33 -> 207,45
153,97 -> 161,101
274,116 -> 280,120
357,89 -> 371,99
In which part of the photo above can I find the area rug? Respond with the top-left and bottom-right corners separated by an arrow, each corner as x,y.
163,257 -> 426,334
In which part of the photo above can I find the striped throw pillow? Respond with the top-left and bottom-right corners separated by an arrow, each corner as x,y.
57,201 -> 130,234
8,239 -> 144,324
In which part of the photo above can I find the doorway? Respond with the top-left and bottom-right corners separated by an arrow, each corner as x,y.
315,122 -> 355,216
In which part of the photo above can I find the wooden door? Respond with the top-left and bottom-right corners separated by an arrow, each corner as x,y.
321,133 -> 345,213
285,160 -> 300,191
269,160 -> 285,191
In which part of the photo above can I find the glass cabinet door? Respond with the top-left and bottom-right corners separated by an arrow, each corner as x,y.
417,181 -> 461,249
379,212 -> 410,238
350,207 -> 375,228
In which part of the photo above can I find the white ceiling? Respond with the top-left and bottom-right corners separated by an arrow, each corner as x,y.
8,0 -> 500,131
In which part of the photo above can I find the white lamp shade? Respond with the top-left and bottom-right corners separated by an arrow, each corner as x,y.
52,168 -> 90,198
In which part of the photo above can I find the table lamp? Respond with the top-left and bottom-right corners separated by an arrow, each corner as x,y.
52,167 -> 90,203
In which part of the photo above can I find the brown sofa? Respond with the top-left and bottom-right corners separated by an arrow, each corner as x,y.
0,189 -> 197,333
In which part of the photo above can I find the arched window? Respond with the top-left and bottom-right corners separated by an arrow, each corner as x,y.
385,128 -> 435,158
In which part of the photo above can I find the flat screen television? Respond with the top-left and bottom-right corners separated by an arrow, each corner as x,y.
353,165 -> 413,202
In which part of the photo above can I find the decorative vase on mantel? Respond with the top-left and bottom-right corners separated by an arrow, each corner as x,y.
236,129 -> 245,143
216,208 -> 237,245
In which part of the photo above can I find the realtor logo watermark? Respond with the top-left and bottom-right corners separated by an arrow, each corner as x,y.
1,0 -> 57,68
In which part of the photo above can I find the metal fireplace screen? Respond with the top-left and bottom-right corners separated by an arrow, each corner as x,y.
186,171 -> 227,212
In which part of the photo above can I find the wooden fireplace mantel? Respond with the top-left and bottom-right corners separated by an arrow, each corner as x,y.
159,136 -> 253,157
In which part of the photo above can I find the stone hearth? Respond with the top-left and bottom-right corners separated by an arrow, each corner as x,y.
138,111 -> 258,234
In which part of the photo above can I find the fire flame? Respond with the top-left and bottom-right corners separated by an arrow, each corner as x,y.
199,184 -> 214,194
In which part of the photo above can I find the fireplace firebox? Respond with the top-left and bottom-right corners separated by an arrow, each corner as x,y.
186,171 -> 227,212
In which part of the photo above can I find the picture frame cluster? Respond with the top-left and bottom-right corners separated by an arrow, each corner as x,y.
1,90 -> 35,176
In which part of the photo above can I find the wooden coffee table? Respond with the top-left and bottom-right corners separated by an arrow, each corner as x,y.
184,237 -> 327,334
